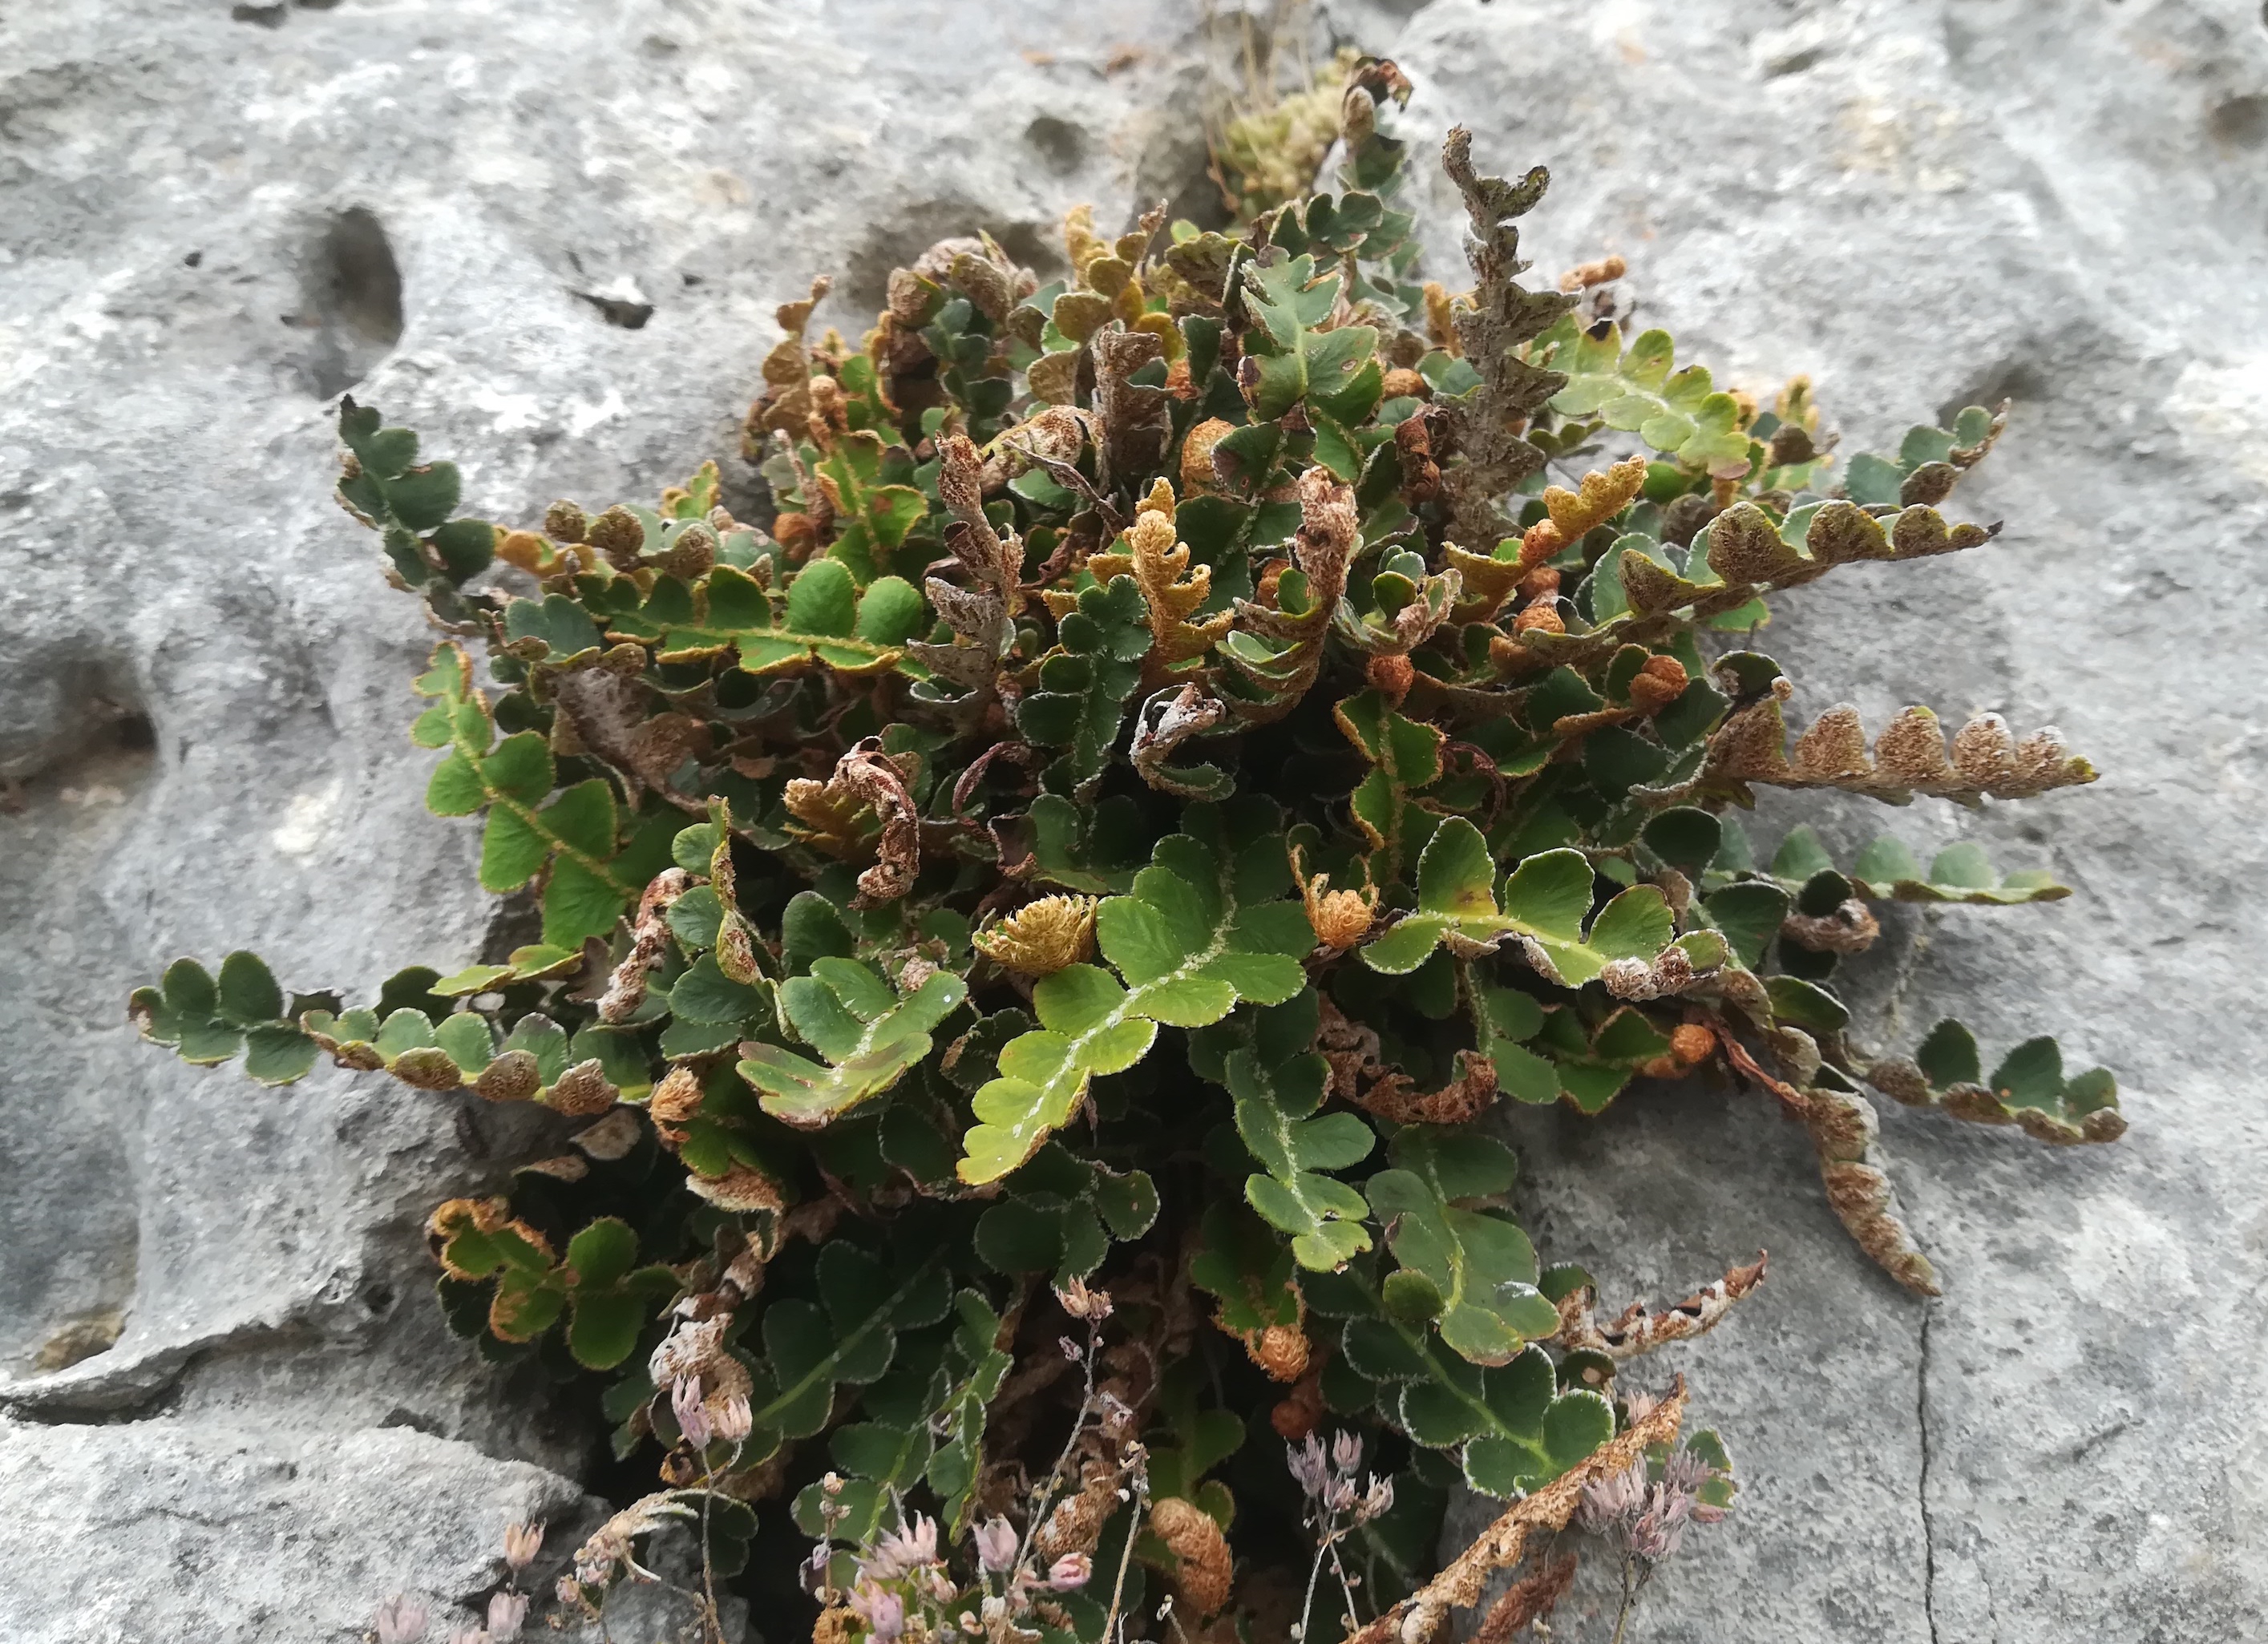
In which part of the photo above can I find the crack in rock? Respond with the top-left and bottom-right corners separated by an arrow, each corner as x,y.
1918,1301 -> 1940,1644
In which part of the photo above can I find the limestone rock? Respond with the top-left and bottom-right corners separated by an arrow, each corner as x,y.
5,0 -> 2266,1640
0,1 -> 1212,1638
0,1420 -> 584,1642
1397,2 -> 2268,1638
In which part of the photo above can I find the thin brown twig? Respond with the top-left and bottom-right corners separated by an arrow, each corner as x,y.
1013,1317 -> 1102,1581
1715,1021 -> 1812,1119
1100,1467 -> 1150,1641
696,1440 -> 743,1644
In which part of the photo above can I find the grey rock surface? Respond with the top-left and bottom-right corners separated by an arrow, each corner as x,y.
2,0 -> 2263,1641
1403,2 -> 2268,1640
0,1 -> 1215,1638
0,1419 -> 588,1642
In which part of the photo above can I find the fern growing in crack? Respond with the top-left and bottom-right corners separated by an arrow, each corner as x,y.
131,55 -> 2113,1644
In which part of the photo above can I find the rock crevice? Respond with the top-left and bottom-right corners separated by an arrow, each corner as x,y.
5,2 -> 2265,1640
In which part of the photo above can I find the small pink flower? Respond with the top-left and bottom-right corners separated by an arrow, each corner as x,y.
1332,1431 -> 1364,1474
849,1580 -> 906,1642
1576,1459 -> 1648,1536
486,1590 -> 529,1642
710,1393 -> 753,1446
1053,1277 -> 1114,1320
864,1513 -> 942,1581
1663,1448 -> 1715,1495
501,1521 -> 544,1573
374,1587 -> 426,1642
1047,1552 -> 1092,1591
1627,1503 -> 1686,1561
673,1375 -> 713,1449
1360,1475 -> 1395,1520
974,1517 -> 1019,1573
374,1593 -> 429,1644
1287,1435 -> 1330,1499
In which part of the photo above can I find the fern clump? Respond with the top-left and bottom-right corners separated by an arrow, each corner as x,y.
134,58 -> 2113,1644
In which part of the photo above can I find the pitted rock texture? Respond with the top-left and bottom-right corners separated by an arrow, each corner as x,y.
1400,2 -> 2268,1641
0,1420 -> 589,1642
0,1 -> 1218,1638
2,1 -> 2264,1641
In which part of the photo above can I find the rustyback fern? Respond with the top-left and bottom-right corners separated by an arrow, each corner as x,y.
134,57 -> 2115,1644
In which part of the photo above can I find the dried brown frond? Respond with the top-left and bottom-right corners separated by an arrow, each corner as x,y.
783,739 -> 921,907
1292,846 -> 1377,951
1150,1497 -> 1235,1616
1554,1253 -> 1770,1360
597,869 -> 689,1023
1357,1050 -> 1499,1126
1557,253 -> 1627,293
1086,483 -> 1235,677
1347,1378 -> 1688,1643
1474,1551 -> 1579,1642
